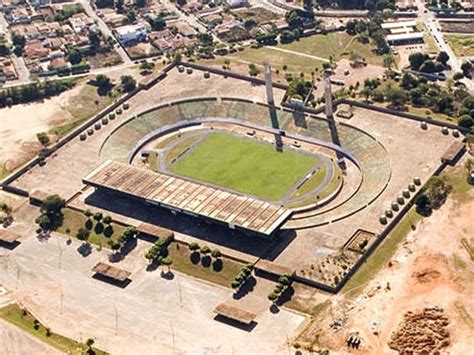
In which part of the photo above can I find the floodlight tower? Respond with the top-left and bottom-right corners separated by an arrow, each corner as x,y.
264,62 -> 274,106
324,69 -> 346,171
323,69 -> 334,120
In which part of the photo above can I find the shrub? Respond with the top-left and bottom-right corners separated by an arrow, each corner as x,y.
268,292 -> 278,301
211,248 -> 221,258
93,212 -> 103,222
200,245 -> 211,255
76,228 -> 90,241
102,215 -> 112,224
188,242 -> 200,251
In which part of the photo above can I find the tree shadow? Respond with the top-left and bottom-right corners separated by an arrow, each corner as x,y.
212,258 -> 223,272
232,276 -> 256,300
269,304 -> 280,314
190,252 -> 200,265
201,255 -> 211,268
104,225 -> 114,238
160,270 -> 174,280
77,242 -> 92,257
94,222 -> 104,235
146,260 -> 160,272
275,286 -> 295,306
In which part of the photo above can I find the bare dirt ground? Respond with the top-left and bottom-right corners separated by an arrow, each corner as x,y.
296,181 -> 474,353
0,67 -> 141,177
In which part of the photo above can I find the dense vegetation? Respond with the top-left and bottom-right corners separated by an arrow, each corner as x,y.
314,0 -> 395,10
0,79 -> 77,108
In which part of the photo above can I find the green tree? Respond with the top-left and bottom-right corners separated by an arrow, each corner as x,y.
248,63 -> 259,77
409,52 -> 428,71
161,256 -> 173,271
188,242 -> 200,252
35,195 -> 65,230
120,75 -> 136,92
67,47 -> 82,65
36,132 -> 50,146
76,228 -> 90,241
386,87 -> 407,110
436,51 -> 449,66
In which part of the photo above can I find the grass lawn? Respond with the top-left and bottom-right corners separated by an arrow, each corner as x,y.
228,46 -> 325,75
0,304 -> 107,354
276,32 -> 383,66
168,243 -> 244,288
445,35 -> 474,57
164,136 -> 199,166
441,165 -> 474,203
417,23 -> 439,54
407,106 -> 456,124
50,82 -> 117,137
341,207 -> 423,297
233,7 -> 280,24
170,132 -> 318,201
291,165 -> 327,199
57,208 -> 126,248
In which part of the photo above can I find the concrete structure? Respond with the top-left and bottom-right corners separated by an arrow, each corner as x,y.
382,20 -> 424,45
83,160 -> 291,237
323,69 -> 333,119
115,24 -> 147,44
224,0 -> 248,8
264,62 -> 274,106
386,32 -> 424,45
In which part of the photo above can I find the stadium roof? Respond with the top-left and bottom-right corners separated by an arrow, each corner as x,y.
386,32 -> 424,42
381,20 -> 417,29
83,160 -> 291,236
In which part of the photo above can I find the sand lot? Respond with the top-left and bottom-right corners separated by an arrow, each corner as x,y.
299,172 -> 474,353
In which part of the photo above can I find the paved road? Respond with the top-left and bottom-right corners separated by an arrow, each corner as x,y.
415,0 -> 474,92
0,233 -> 305,354
0,318 -> 62,355
249,0 -> 288,15
79,0 -> 132,65
160,0 -> 222,44
0,13 -> 30,84
1,61 -> 137,89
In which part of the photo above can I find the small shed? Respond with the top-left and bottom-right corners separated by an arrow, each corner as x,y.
0,229 -> 20,246
336,104 -> 354,119
214,303 -> 257,326
91,262 -> 131,282
29,189 -> 49,206
441,142 -> 465,165
137,222 -> 174,240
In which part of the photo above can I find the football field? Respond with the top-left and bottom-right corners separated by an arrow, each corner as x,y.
170,132 -> 319,201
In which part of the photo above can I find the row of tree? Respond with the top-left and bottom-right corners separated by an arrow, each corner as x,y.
0,80 -> 76,108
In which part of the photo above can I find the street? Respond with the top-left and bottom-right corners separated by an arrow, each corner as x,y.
79,0 -> 132,65
415,0 -> 473,92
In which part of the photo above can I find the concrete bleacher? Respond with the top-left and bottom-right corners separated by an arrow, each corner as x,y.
286,123 -> 391,228
100,99 -> 293,162
99,98 -> 391,229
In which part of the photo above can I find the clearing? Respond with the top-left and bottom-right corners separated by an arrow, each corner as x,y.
445,34 -> 474,57
169,132 -> 318,201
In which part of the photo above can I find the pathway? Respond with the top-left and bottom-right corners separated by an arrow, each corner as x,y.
265,46 -> 331,63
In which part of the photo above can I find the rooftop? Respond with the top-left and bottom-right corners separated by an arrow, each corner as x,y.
83,160 -> 291,236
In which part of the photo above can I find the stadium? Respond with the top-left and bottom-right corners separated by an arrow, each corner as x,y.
4,62 -> 463,290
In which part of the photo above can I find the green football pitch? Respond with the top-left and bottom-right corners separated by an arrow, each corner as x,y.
169,132 -> 319,201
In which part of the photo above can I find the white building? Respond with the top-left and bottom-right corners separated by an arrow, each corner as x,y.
224,0 -> 248,9
116,24 -> 147,44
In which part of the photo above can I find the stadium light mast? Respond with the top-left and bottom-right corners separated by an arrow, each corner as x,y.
323,69 -> 334,120
264,62 -> 274,106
